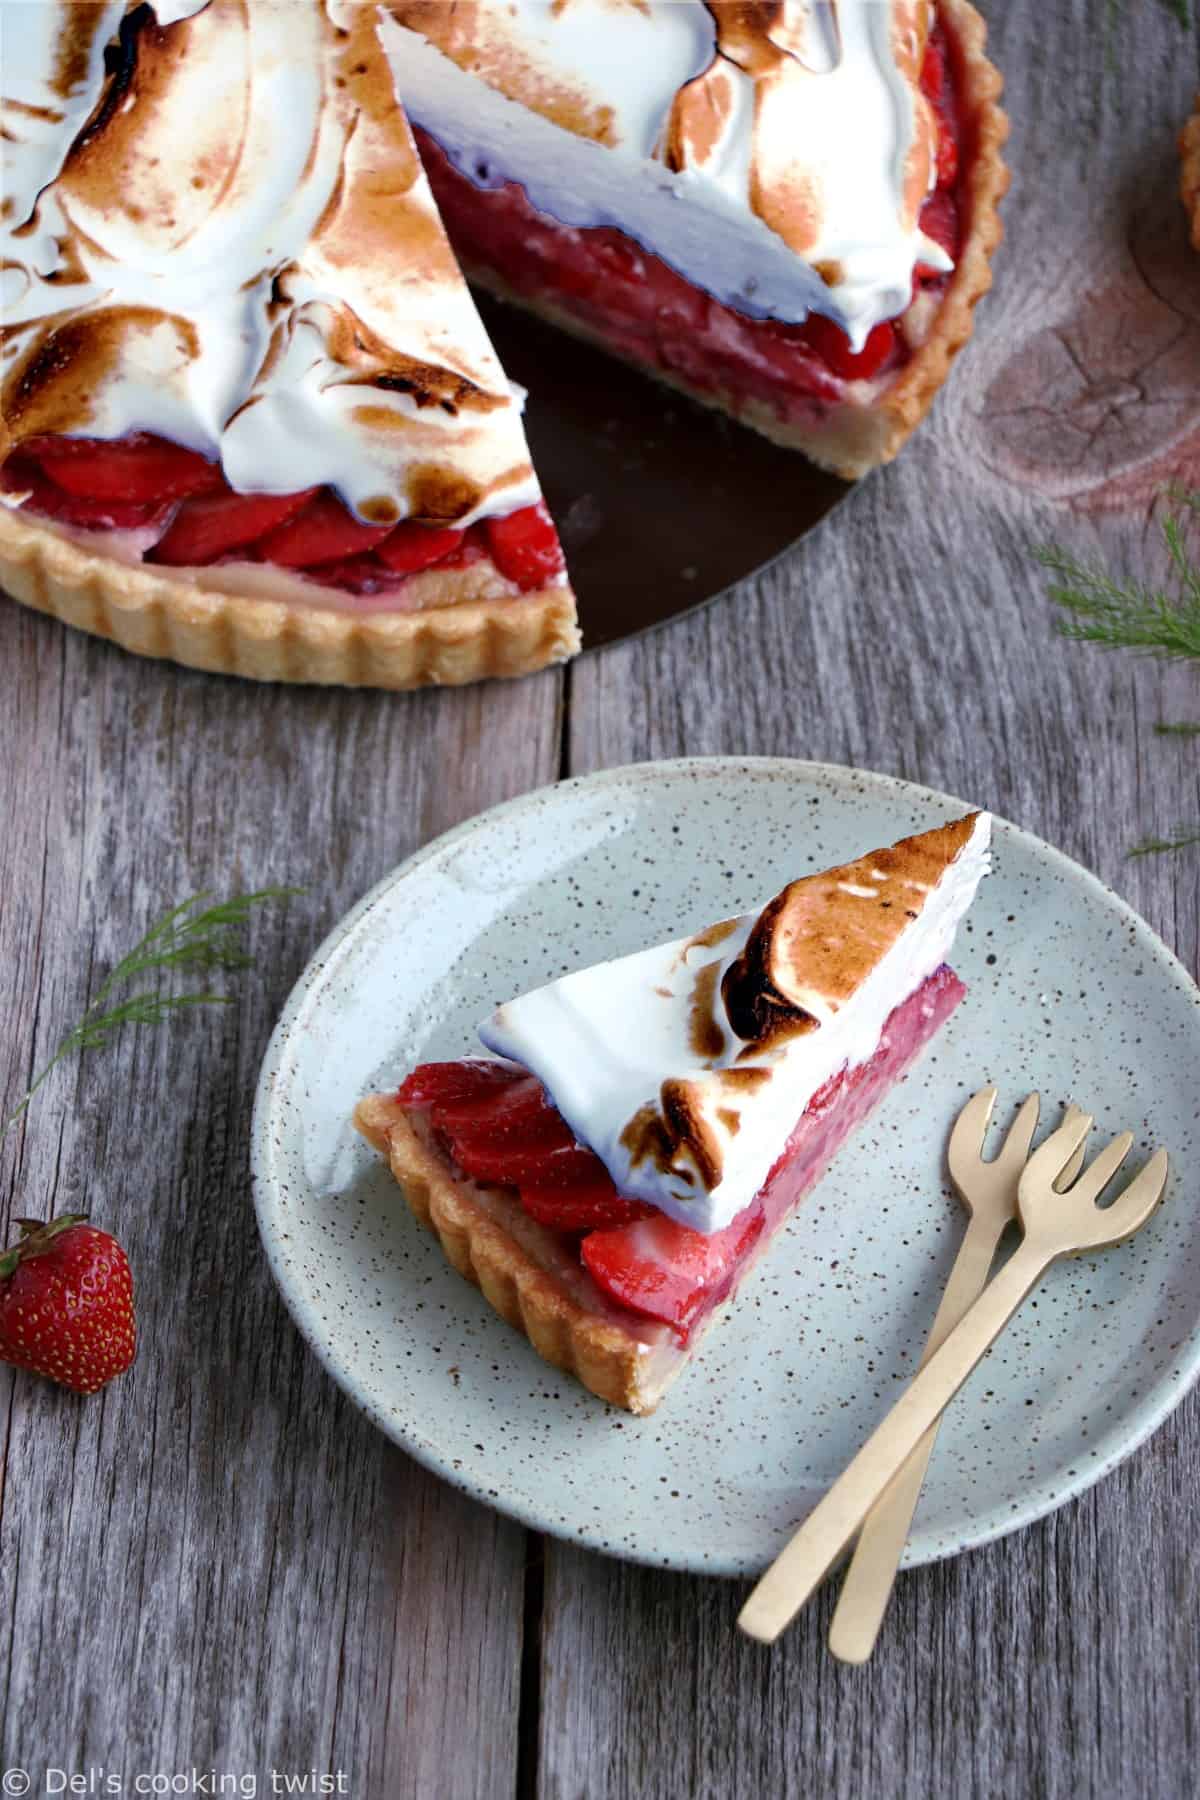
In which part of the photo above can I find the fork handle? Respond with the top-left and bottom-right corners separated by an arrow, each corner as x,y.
827,1210 -> 1007,1663
738,1238 -> 1052,1644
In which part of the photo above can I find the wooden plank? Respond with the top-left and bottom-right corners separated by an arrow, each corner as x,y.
0,606 -> 560,1797
545,1 -> 1200,1794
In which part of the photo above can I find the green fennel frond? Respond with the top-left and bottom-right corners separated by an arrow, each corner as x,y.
3,887 -> 302,1136
1036,493 -> 1200,661
1129,828 -> 1200,858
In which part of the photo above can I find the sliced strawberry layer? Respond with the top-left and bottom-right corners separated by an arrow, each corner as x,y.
486,501 -> 565,588
432,1074 -> 564,1141
149,487 -> 317,565
6,443 -> 565,598
449,1131 -> 581,1188
403,1060 -> 654,1230
398,964 -> 966,1344
413,21 -> 961,422
801,317 -> 898,384
519,1183 -> 654,1233
255,491 -> 397,568
377,522 -> 465,574
582,1205 -> 766,1336
920,35 -> 960,190
0,456 -> 176,532
396,1059 -> 524,1110
28,431 -> 225,505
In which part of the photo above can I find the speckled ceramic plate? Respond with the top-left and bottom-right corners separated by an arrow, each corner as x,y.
251,758 -> 1200,1576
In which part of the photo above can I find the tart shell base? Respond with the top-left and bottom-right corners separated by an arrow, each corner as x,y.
0,504 -> 580,689
354,1094 -> 684,1413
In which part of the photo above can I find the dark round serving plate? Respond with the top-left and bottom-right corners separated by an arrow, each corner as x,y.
475,293 -> 853,651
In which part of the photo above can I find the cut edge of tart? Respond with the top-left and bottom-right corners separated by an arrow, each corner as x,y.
0,501 -> 580,690
404,0 -> 1010,482
1182,95 -> 1200,251
354,814 -> 990,1413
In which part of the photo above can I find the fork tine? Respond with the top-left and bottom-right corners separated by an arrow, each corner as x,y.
1091,1148 -> 1171,1245
1019,1110 -> 1095,1197
1071,1130 -> 1135,1206
993,1093 -> 1041,1170
948,1086 -> 998,1187
1054,1104 -> 1091,1192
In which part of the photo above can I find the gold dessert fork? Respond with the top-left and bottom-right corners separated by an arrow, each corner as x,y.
827,1089 -> 1089,1664
738,1109 -> 1170,1645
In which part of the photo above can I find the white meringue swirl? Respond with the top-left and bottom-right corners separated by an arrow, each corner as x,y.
382,0 -> 951,351
481,814 -> 991,1233
1,0 -> 541,528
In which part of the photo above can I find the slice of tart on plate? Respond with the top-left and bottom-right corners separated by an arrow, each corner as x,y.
383,0 -> 1009,479
0,0 -> 577,689
355,811 -> 991,1414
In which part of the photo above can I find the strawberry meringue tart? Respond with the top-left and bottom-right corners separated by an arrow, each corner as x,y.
355,812 -> 991,1412
1,1 -> 1007,689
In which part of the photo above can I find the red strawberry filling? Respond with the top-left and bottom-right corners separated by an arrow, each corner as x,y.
0,432 -> 565,599
398,964 -> 965,1344
413,20 -> 962,423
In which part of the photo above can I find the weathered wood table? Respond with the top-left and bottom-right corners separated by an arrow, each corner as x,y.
2,5 -> 1198,1795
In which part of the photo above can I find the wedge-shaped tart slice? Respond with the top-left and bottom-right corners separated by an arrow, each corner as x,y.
382,0 -> 1008,479
355,812 -> 991,1413
0,0 -> 577,688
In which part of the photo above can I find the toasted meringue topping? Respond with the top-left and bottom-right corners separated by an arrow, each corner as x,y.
382,0 -> 950,349
1,0 -> 542,528
480,814 -> 991,1233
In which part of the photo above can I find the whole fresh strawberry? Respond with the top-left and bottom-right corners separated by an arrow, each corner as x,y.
0,1215 -> 136,1394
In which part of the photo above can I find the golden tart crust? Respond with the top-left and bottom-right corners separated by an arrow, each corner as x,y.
354,1094 -> 685,1414
1182,96 -> 1200,251
0,504 -> 579,689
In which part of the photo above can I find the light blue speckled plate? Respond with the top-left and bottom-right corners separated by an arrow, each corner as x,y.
251,759 -> 1200,1576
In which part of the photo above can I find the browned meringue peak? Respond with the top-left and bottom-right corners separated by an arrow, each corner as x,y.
481,812 -> 991,1233
669,0 -> 936,257
386,0 -> 628,147
721,813 -> 981,1043
383,0 -> 946,344
1,0 -> 541,526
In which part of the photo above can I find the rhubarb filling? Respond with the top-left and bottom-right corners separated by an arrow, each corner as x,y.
412,22 -> 963,422
398,964 -> 965,1347
0,435 -> 566,602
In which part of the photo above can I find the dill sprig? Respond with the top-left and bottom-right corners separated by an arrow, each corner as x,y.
3,887 -> 302,1136
1036,495 -> 1200,662
1038,493 -> 1199,856
1129,828 -> 1200,858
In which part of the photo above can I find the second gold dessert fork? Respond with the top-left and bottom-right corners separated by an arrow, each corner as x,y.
827,1089 -> 1089,1664
738,1109 -> 1170,1645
